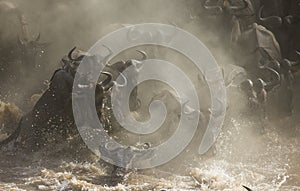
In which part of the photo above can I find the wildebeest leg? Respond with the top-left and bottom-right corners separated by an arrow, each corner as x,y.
0,117 -> 24,148
0,112 -> 34,151
255,84 -> 268,133
260,102 -> 268,133
285,85 -> 293,116
278,79 -> 294,117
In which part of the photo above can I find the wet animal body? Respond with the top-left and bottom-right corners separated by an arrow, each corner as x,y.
202,0 -> 300,117
0,47 -> 145,151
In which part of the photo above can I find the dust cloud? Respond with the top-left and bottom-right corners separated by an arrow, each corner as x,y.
0,0 -> 299,190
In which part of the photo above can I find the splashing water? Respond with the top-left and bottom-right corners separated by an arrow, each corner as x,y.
0,97 -> 299,190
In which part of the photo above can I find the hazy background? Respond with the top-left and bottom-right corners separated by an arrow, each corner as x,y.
0,0 -> 212,61
0,0 -> 230,108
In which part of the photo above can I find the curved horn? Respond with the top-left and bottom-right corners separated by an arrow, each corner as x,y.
99,71 -> 113,87
294,50 -> 300,65
246,79 -> 254,87
203,0 -> 223,14
259,6 -> 282,27
31,33 -> 50,47
67,47 -> 87,62
131,60 -> 143,72
226,0 -> 248,11
296,50 -> 300,57
257,78 -> 267,87
283,58 -> 299,68
242,185 -> 253,191
263,66 -> 281,86
241,79 -> 254,94
136,50 -> 147,61
182,100 -> 198,115
68,47 -> 77,61
113,72 -> 128,88
283,15 -> 295,25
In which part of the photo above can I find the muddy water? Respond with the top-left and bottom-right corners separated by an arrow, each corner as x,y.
0,107 -> 299,191
0,80 -> 300,191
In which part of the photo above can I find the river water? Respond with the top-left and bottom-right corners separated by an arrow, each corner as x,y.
0,92 -> 299,191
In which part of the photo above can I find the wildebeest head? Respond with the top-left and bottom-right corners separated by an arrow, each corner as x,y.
281,50 -> 300,70
0,1 -> 49,68
256,78 -> 267,91
259,1 -> 300,28
17,33 -> 49,68
203,0 -> 248,14
67,46 -> 90,62
14,5 -> 49,68
65,46 -> 101,77
103,50 -> 147,86
258,5 -> 283,28
67,46 -> 117,92
67,46 -> 112,68
259,65 -> 281,89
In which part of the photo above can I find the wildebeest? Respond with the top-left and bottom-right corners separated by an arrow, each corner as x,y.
203,0 -> 257,47
203,0 -> 251,16
257,48 -> 300,116
0,1 -> 49,106
0,46 -> 146,151
202,0 -> 282,80
0,47 -> 111,151
0,1 -> 48,69
258,0 -> 300,59
276,52 -> 300,116
202,0 -> 300,118
99,50 -> 147,134
232,23 -> 281,81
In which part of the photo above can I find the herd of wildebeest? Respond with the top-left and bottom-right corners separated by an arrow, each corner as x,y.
0,1 -> 299,190
0,0 -> 299,160
203,0 -> 300,120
